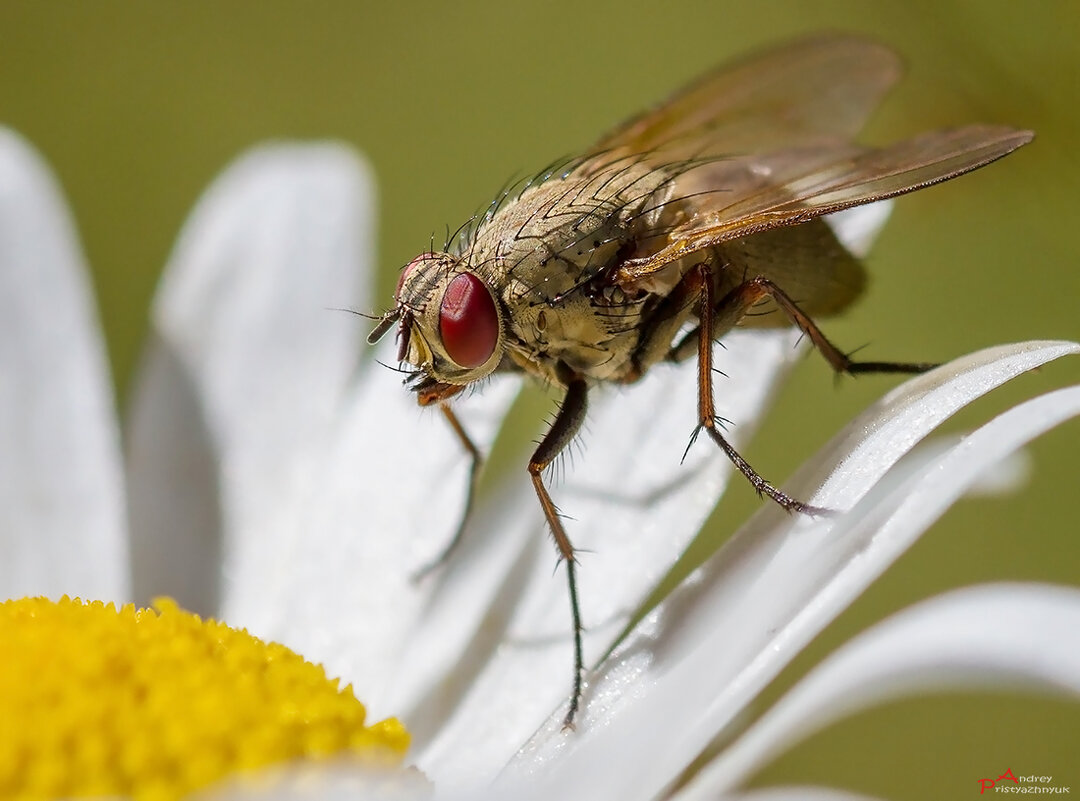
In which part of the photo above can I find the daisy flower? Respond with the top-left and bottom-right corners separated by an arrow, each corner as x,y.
1,128 -> 1078,800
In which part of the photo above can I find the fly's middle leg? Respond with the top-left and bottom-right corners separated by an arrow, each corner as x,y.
528,377 -> 589,728
419,382 -> 591,728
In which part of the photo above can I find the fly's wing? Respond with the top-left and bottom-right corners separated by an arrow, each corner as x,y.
615,124 -> 1033,289
587,34 -> 902,164
567,33 -> 905,318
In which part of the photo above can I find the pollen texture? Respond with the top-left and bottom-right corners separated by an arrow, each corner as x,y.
0,596 -> 409,800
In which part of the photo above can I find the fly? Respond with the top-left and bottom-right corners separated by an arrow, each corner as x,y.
367,33 -> 1032,727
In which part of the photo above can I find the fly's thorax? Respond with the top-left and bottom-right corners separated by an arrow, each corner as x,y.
394,252 -> 505,386
437,160 -> 680,384
466,158 -> 675,298
507,277 -> 654,383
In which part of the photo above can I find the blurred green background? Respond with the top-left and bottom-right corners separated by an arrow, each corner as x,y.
2,1 -> 1076,797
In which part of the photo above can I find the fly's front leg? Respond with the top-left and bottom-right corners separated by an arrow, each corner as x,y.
529,377 -> 589,728
413,403 -> 483,580
683,266 -> 828,515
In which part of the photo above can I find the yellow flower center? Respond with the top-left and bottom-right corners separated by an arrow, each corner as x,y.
0,596 -> 409,800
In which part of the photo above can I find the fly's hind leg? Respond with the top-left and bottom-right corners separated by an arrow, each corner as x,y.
670,275 -> 937,376
672,270 -> 936,514
677,267 -> 829,515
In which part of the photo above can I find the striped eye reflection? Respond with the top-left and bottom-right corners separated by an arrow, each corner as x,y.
438,272 -> 498,369
394,255 -> 425,299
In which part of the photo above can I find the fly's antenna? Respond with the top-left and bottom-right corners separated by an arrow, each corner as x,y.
367,307 -> 401,345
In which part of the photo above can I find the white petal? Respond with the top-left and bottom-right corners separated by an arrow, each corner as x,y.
723,790 -> 887,801
504,341 -> 1078,800
124,143 -> 374,616
194,760 -> 431,801
438,785 -> 885,801
0,128 -> 128,602
685,385 -> 1080,793
883,435 -> 1031,499
962,446 -> 1031,496
417,329 -> 804,787
679,582 -> 1080,799
824,200 -> 893,258
256,338 -> 519,722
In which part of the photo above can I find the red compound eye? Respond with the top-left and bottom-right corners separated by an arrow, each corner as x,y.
438,272 -> 499,368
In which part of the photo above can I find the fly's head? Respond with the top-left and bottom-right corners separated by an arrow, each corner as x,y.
368,252 -> 505,406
